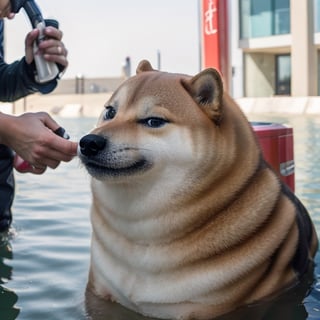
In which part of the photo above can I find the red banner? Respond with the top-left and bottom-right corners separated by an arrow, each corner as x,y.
201,0 -> 220,70
200,0 -> 229,91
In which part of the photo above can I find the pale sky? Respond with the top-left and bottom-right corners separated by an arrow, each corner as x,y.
5,0 -> 201,79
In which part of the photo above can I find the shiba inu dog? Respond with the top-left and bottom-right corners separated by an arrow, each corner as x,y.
78,60 -> 318,320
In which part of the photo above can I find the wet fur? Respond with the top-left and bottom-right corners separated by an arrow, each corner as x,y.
79,60 -> 318,320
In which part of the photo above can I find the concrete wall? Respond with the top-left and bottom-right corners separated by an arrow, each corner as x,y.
53,77 -> 124,95
2,94 -> 320,117
244,53 -> 275,97
291,0 -> 317,96
237,96 -> 320,114
4,93 -> 112,118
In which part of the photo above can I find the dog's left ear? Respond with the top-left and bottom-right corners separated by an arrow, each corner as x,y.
136,60 -> 155,74
181,68 -> 223,125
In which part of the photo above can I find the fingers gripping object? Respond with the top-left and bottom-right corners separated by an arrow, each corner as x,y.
53,127 -> 70,140
14,127 -> 70,172
10,0 -> 60,83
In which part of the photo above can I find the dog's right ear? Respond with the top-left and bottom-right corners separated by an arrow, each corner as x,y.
136,60 -> 155,74
181,68 -> 223,126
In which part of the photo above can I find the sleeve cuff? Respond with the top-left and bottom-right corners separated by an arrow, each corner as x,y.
23,58 -> 58,94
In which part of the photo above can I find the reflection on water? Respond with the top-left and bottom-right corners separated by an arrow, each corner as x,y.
0,233 -> 20,319
0,115 -> 320,319
84,264 -> 315,320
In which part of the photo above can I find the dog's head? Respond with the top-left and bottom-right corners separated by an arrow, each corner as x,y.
78,60 -> 252,183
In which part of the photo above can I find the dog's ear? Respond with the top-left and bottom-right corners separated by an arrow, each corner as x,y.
181,68 -> 223,125
136,60 -> 155,74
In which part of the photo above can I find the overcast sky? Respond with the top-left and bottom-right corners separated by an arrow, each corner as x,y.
5,0 -> 201,79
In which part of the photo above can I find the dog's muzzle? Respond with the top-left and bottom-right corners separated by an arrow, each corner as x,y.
79,134 -> 106,156
78,133 -> 152,179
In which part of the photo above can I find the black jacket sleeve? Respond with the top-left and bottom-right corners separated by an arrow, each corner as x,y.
0,19 -> 58,102
0,58 -> 58,102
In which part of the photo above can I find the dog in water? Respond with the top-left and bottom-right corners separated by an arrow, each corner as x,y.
78,60 -> 318,320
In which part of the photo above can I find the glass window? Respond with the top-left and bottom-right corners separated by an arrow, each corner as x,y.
250,1 -> 273,37
274,0 -> 290,34
240,0 -> 290,38
239,0 -> 250,39
276,55 -> 291,95
315,0 -> 320,32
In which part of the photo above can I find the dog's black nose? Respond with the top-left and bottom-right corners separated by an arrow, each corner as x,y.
79,134 -> 106,156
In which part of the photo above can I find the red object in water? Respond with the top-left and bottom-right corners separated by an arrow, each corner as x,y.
252,122 -> 295,192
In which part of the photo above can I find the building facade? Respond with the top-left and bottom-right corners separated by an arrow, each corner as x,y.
233,0 -> 319,97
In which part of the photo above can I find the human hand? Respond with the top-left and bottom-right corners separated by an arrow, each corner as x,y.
0,112 -> 77,174
0,1 -> 15,19
25,26 -> 68,72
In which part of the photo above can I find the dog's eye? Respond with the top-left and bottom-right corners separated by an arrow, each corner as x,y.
139,117 -> 168,128
103,106 -> 117,120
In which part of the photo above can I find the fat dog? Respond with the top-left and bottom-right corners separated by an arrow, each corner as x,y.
79,60 -> 318,320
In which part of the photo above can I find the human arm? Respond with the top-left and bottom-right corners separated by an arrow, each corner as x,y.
0,57 -> 54,102
0,21 -> 68,102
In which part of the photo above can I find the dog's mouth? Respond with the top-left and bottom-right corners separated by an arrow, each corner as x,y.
81,157 -> 151,179
78,134 -> 152,179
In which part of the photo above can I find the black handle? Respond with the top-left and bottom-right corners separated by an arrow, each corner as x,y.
10,0 -> 27,13
21,0 -> 44,27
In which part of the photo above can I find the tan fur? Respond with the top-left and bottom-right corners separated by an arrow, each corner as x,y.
79,60 -> 318,320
